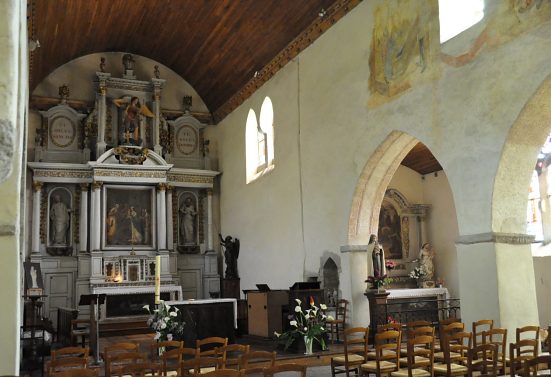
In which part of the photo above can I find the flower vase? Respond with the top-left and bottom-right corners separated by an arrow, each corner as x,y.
304,336 -> 314,355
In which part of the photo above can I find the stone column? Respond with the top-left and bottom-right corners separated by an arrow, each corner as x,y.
207,189 -> 214,251
152,78 -> 165,155
91,181 -> 103,250
340,245 -> 370,327
158,184 -> 167,250
166,186 -> 174,251
95,73 -> 110,157
79,183 -> 89,253
31,182 -> 43,254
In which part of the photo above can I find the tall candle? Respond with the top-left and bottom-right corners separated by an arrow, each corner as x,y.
155,255 -> 161,304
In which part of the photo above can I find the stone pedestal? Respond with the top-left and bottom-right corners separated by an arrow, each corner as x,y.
222,278 -> 240,299
365,289 -> 390,342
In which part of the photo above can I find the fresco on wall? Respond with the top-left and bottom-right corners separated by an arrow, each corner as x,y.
368,0 -> 439,106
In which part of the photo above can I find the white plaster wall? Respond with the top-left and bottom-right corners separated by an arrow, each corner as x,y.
533,255 -> 551,326
387,166 -> 424,204
216,0 -> 551,325
423,172 -> 460,298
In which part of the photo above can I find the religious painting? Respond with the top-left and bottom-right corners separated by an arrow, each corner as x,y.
24,261 -> 44,297
378,201 -> 403,260
103,185 -> 155,249
368,0 -> 439,106
178,191 -> 198,247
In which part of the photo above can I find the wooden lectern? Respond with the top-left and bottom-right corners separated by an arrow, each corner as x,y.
247,290 -> 288,337
79,294 -> 106,364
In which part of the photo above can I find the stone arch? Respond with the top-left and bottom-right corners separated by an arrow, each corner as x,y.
492,74 -> 551,234
348,131 -> 418,245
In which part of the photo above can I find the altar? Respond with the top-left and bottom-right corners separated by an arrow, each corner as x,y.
166,299 -> 237,344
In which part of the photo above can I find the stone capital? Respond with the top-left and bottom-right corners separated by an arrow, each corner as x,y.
32,181 -> 44,192
79,183 -> 89,191
92,181 -> 103,191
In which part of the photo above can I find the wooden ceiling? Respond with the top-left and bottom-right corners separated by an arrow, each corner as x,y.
28,0 -> 360,122
401,142 -> 443,175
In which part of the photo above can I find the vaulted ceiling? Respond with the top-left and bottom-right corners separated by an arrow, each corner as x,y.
401,142 -> 443,175
28,0 -> 360,123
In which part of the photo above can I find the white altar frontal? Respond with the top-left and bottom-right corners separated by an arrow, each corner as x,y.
27,54 -> 221,325
387,287 -> 449,300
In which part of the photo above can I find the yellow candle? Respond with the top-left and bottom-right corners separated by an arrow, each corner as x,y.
155,255 -> 161,304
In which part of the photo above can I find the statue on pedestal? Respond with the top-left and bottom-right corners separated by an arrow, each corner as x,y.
220,234 -> 240,279
179,197 -> 197,244
113,96 -> 154,146
50,194 -> 70,245
419,242 -> 435,281
368,234 -> 386,277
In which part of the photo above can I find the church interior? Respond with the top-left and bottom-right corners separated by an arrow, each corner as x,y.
1,0 -> 551,375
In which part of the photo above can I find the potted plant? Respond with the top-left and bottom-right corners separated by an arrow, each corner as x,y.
366,274 -> 392,292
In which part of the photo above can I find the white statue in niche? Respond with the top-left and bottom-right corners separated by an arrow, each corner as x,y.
180,197 -> 197,244
419,242 -> 435,281
30,266 -> 38,288
50,194 -> 70,245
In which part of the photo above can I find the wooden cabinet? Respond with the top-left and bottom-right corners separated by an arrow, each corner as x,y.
247,291 -> 288,338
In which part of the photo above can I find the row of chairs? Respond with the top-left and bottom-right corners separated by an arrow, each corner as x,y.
46,337 -> 308,376
331,318 -> 551,377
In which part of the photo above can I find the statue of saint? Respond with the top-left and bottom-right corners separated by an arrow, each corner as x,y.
50,194 -> 70,245
30,265 -> 38,288
220,234 -> 240,279
180,197 -> 197,244
368,234 -> 386,277
419,242 -> 435,280
113,96 -> 154,146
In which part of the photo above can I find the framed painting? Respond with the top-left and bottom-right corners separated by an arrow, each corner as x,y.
24,261 -> 44,296
378,200 -> 404,259
102,185 -> 156,249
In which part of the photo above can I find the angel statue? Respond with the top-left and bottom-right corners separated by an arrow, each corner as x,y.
113,96 -> 154,146
220,234 -> 240,279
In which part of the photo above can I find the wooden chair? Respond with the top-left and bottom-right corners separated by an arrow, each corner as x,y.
392,334 -> 435,377
51,346 -> 90,360
216,344 -> 250,370
331,327 -> 369,377
151,340 -> 184,357
467,343 -> 498,377
185,356 -> 220,375
158,347 -> 185,376
434,323 -> 465,363
105,352 -> 147,377
48,357 -> 88,375
116,361 -> 161,377
196,337 -> 228,357
179,347 -> 200,376
263,363 -> 307,377
509,339 -> 539,377
399,327 -> 435,365
378,323 -> 403,333
70,319 -> 90,347
472,320 -> 493,348
407,321 -> 433,330
522,354 -> 551,377
360,330 -> 401,377
51,369 -> 99,377
438,319 -> 461,342
202,370 -> 244,377
433,332 -> 471,377
103,342 -> 140,377
481,328 -> 507,375
516,326 -> 540,344
328,299 -> 349,344
238,351 -> 276,375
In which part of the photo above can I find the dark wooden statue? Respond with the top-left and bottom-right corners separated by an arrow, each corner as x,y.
220,234 -> 240,279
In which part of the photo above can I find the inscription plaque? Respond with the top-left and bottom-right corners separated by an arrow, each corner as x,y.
175,125 -> 198,155
49,116 -> 76,148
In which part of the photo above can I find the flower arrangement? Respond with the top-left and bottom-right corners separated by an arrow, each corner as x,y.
409,266 -> 427,281
274,296 -> 333,351
385,260 -> 398,270
366,274 -> 392,290
144,301 -> 185,342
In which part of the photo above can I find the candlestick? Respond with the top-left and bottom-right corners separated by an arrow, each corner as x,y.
155,255 -> 161,304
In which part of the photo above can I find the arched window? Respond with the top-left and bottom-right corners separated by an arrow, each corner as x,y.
245,97 -> 274,183
439,0 -> 484,43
